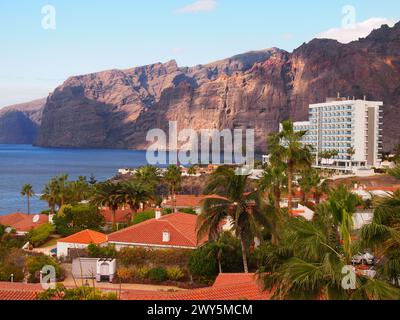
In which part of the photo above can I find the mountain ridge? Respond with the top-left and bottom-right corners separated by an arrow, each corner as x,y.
1,22 -> 400,151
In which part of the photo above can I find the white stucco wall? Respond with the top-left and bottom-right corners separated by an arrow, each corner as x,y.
57,242 -> 89,258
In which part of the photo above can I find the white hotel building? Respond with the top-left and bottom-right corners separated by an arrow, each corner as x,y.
291,97 -> 383,173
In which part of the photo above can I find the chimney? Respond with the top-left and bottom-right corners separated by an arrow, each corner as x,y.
364,95 -> 366,101
155,207 -> 162,220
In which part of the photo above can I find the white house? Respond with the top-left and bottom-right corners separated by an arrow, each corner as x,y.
57,229 -> 108,258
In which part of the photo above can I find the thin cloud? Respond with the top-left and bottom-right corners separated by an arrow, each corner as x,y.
316,17 -> 396,44
175,0 -> 217,14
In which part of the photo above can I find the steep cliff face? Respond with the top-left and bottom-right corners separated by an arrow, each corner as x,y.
0,99 -> 45,144
33,22 -> 400,151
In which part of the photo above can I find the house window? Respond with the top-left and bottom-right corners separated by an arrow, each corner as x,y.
162,231 -> 170,243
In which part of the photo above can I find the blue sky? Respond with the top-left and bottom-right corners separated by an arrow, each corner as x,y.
0,0 -> 399,107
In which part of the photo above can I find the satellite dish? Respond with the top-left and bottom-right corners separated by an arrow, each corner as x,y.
32,215 -> 40,223
5,227 -> 12,234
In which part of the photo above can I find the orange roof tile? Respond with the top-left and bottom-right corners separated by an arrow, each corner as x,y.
362,185 -> 400,192
0,282 -> 42,300
101,208 -> 134,224
213,273 -> 258,287
108,213 -> 207,248
58,229 -> 107,245
163,194 -> 226,208
121,273 -> 270,301
0,213 -> 48,232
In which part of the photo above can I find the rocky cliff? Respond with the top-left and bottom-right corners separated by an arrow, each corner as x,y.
5,22 -> 400,151
0,99 -> 45,144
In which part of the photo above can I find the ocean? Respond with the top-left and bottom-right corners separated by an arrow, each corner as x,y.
0,145 -> 150,215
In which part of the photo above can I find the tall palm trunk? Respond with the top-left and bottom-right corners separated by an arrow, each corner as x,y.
272,186 -> 281,245
239,235 -> 249,273
287,162 -> 294,212
27,195 -> 31,215
112,209 -> 116,230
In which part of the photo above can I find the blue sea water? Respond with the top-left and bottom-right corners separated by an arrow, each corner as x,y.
0,145 -> 150,215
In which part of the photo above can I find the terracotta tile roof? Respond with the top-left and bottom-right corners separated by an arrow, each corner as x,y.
0,212 -> 49,232
108,213 -> 207,248
290,209 -> 306,216
58,229 -> 108,245
362,185 -> 400,192
163,195 -> 226,208
101,208 -> 133,224
0,282 -> 42,300
212,273 -> 258,287
121,273 -> 270,301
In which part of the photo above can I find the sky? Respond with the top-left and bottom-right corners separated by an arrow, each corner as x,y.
0,0 -> 399,107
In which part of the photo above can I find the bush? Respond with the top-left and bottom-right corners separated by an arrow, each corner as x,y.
54,204 -> 105,236
116,247 -> 191,267
166,267 -> 185,281
27,223 -> 55,247
188,244 -> 218,283
26,254 -> 62,283
163,208 -> 173,215
136,266 -> 150,280
148,267 -> 167,282
117,267 -> 136,282
180,208 -> 197,215
117,247 -> 148,266
38,284 -> 118,300
0,248 -> 26,282
87,244 -> 117,258
133,210 -> 155,225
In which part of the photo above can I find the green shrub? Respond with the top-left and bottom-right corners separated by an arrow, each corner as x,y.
26,254 -> 61,283
116,247 -> 191,267
87,244 -> 117,258
166,267 -> 185,281
117,247 -> 148,266
136,266 -> 150,280
148,267 -> 167,282
38,284 -> 118,300
27,223 -> 55,247
132,210 -> 155,225
163,208 -> 173,215
53,204 -> 105,236
180,208 -> 197,215
188,244 -> 218,283
0,248 -> 26,282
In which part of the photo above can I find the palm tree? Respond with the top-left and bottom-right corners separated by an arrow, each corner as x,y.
261,200 -> 400,300
298,168 -> 329,205
348,147 -> 356,173
360,190 -> 400,286
120,181 -> 154,222
319,185 -> 361,263
259,164 -> 287,245
197,166 -> 266,273
268,120 -> 313,213
135,166 -> 160,191
164,165 -> 182,212
56,174 -> 69,207
208,235 -> 235,274
313,178 -> 330,205
41,180 -> 58,215
21,184 -> 34,215
388,164 -> 400,180
91,182 -> 123,229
